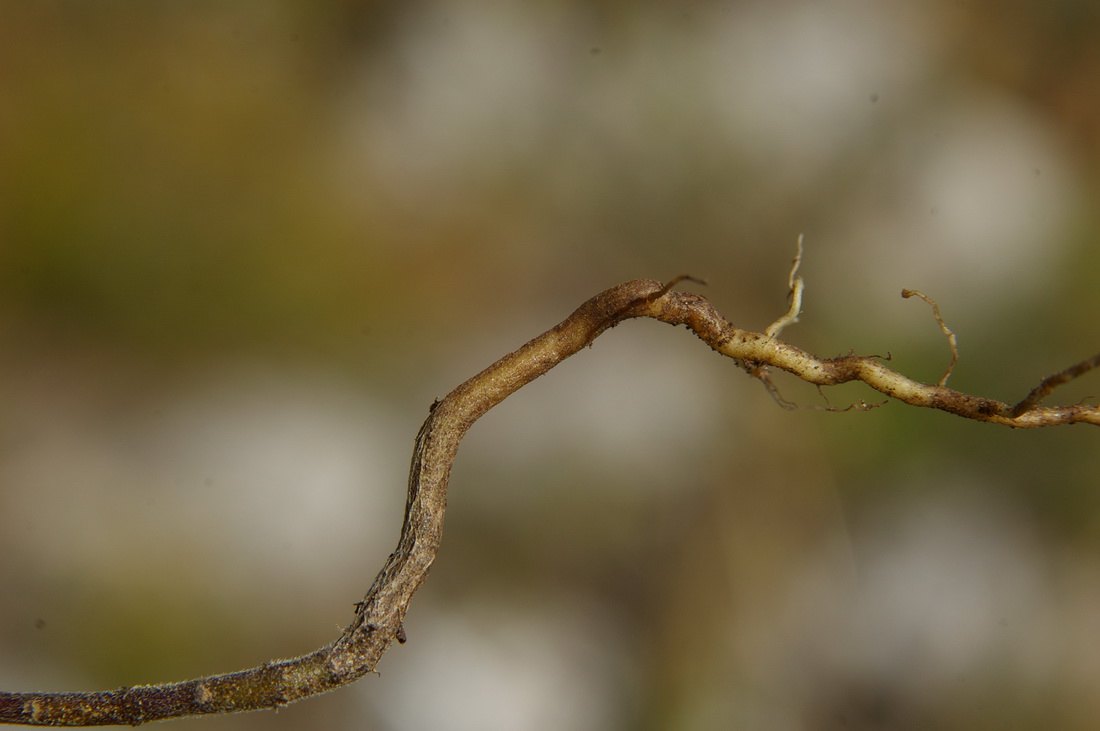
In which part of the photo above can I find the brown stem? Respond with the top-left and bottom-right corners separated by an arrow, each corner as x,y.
1,279 -> 1096,726
1010,352 -> 1100,417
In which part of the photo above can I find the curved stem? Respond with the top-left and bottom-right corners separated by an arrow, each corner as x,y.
1,279 -> 1096,726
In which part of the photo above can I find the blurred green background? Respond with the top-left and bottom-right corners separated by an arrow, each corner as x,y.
1,2 -> 1098,729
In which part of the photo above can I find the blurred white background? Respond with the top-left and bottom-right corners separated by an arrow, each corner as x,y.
1,1 -> 1098,729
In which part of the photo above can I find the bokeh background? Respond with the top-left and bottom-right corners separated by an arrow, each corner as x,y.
1,2 -> 1098,729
